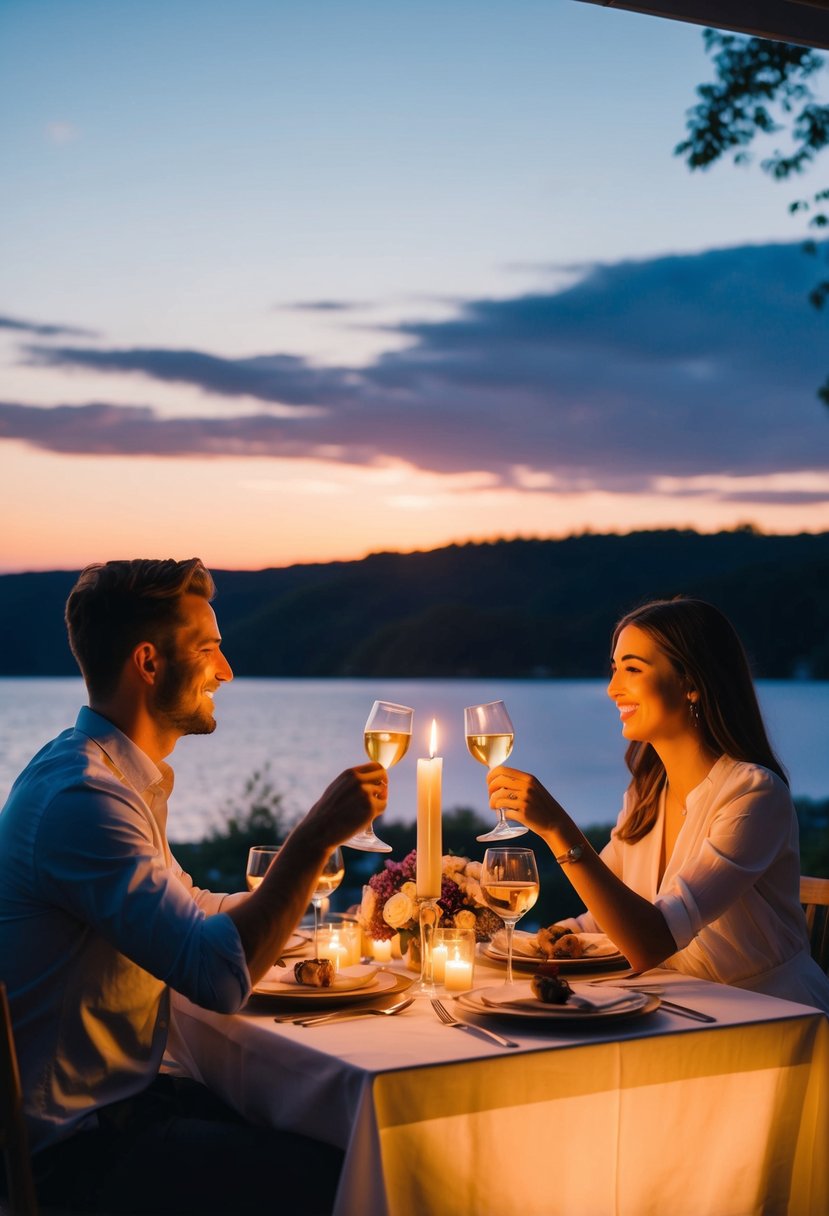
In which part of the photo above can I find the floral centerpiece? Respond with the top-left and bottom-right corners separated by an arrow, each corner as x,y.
359,850 -> 503,962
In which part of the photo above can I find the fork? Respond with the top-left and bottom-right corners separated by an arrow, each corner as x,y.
430,998 -> 519,1048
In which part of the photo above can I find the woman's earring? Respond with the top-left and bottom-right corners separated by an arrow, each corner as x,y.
688,698 -> 700,725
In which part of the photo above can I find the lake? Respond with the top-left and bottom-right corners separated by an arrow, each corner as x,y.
1,678 -> 826,842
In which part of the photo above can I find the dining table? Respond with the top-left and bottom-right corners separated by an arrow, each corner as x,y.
166,947 -> 829,1216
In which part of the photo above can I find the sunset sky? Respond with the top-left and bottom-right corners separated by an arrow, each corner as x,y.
2,0 -> 828,573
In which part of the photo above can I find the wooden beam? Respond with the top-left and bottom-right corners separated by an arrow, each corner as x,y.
575,1 -> 829,50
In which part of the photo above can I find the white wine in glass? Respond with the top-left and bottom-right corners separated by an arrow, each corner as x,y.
480,847 -> 540,991
464,700 -> 528,842
312,847 -> 345,952
345,701 -> 414,852
245,844 -> 281,891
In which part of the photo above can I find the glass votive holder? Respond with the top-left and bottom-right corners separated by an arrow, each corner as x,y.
434,927 -> 476,992
333,917 -> 362,966
314,925 -> 350,971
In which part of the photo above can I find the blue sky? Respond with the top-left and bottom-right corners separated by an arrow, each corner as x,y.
1,0 -> 827,571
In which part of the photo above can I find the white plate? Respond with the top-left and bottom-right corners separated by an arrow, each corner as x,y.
280,932 -> 311,957
253,967 -> 398,1001
457,983 -> 658,1022
482,944 -> 628,973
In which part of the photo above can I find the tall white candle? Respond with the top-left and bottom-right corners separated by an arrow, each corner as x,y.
416,719 -> 442,899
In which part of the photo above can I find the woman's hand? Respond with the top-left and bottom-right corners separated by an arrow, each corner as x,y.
486,765 -> 568,840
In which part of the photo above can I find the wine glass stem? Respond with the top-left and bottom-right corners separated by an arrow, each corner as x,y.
505,919 -> 516,986
313,898 -> 321,954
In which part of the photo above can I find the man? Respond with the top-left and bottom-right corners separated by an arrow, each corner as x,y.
0,558 -> 386,1214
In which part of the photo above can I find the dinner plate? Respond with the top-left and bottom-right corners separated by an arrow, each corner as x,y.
456,983 -> 660,1023
280,932 -> 311,957
251,968 -> 401,1004
482,944 -> 629,974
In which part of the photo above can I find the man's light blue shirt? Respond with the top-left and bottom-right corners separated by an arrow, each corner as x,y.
0,707 -> 251,1152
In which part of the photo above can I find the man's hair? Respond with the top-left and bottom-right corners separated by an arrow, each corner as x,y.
65,558 -> 216,700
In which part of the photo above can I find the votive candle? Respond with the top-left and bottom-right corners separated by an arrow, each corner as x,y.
432,942 -> 448,983
372,938 -> 392,963
444,956 -> 474,992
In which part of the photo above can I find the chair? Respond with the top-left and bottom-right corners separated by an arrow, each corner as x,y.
0,983 -> 38,1216
800,875 -> 829,975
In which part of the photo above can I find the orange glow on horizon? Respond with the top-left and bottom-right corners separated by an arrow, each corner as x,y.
1,442 -> 827,573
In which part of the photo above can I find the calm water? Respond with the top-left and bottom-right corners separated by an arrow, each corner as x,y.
0,678 -> 826,841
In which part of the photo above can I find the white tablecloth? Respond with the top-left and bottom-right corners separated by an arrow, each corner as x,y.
167,963 -> 829,1216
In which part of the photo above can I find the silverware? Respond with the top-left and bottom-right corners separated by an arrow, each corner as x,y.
585,979 -> 716,1022
275,996 -> 415,1027
651,997 -> 716,1023
430,998 -> 519,1048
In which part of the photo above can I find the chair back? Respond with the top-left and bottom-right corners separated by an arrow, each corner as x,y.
0,983 -> 38,1216
800,875 -> 829,975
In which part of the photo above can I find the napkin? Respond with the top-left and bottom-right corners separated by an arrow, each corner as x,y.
262,963 -> 378,991
480,982 -> 642,1012
490,929 -> 619,958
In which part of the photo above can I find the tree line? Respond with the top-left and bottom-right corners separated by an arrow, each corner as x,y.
3,528 -> 829,679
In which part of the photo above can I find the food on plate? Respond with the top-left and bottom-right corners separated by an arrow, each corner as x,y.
537,925 -> 584,959
293,958 -> 335,988
530,962 -> 573,1005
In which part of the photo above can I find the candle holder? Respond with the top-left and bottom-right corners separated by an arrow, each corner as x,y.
433,926 -> 476,993
411,896 -> 440,996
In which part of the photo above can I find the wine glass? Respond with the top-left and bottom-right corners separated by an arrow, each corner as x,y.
245,844 -> 281,891
480,847 -> 540,991
464,700 -> 528,842
345,700 -> 413,852
311,847 -> 345,953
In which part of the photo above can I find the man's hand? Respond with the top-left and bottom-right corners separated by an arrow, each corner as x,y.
226,761 -> 387,984
299,762 -> 388,852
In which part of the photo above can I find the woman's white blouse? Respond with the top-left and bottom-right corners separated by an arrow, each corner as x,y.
569,755 -> 829,1011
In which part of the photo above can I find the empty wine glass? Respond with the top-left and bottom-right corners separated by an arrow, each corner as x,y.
311,847 -> 345,952
465,700 -> 528,842
245,844 -> 281,891
480,847 -> 540,991
345,701 -> 413,852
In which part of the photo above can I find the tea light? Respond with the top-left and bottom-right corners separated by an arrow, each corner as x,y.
444,955 -> 474,992
372,938 -> 392,963
432,942 -> 448,983
319,930 -> 349,972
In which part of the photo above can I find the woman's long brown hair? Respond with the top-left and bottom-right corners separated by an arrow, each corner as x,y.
613,598 -> 787,843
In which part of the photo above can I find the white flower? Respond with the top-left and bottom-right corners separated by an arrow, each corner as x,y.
359,885 -> 378,927
465,878 -> 483,907
383,890 -> 416,930
401,881 -> 417,900
442,856 -> 466,875
455,909 -> 477,931
464,861 -> 482,881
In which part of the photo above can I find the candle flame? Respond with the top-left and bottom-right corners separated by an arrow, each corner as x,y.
429,718 -> 438,758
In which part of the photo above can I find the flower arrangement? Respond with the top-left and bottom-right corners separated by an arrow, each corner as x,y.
359,850 -> 503,956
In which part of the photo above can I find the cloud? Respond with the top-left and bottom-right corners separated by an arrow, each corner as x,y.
282,300 -> 361,313
45,121 -> 79,145
12,242 -> 829,495
0,313 -> 96,339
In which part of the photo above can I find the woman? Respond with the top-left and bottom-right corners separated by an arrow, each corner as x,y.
488,597 -> 829,1013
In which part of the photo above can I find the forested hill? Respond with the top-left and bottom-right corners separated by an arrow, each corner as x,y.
2,529 -> 829,679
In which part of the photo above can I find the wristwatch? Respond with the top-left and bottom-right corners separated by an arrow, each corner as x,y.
554,845 -> 584,866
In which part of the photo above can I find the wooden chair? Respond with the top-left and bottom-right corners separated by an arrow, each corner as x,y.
0,983 -> 38,1216
800,875 -> 829,976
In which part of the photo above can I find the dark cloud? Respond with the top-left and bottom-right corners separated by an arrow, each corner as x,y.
282,300 -> 360,313
0,313 -> 96,338
12,242 -> 829,494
